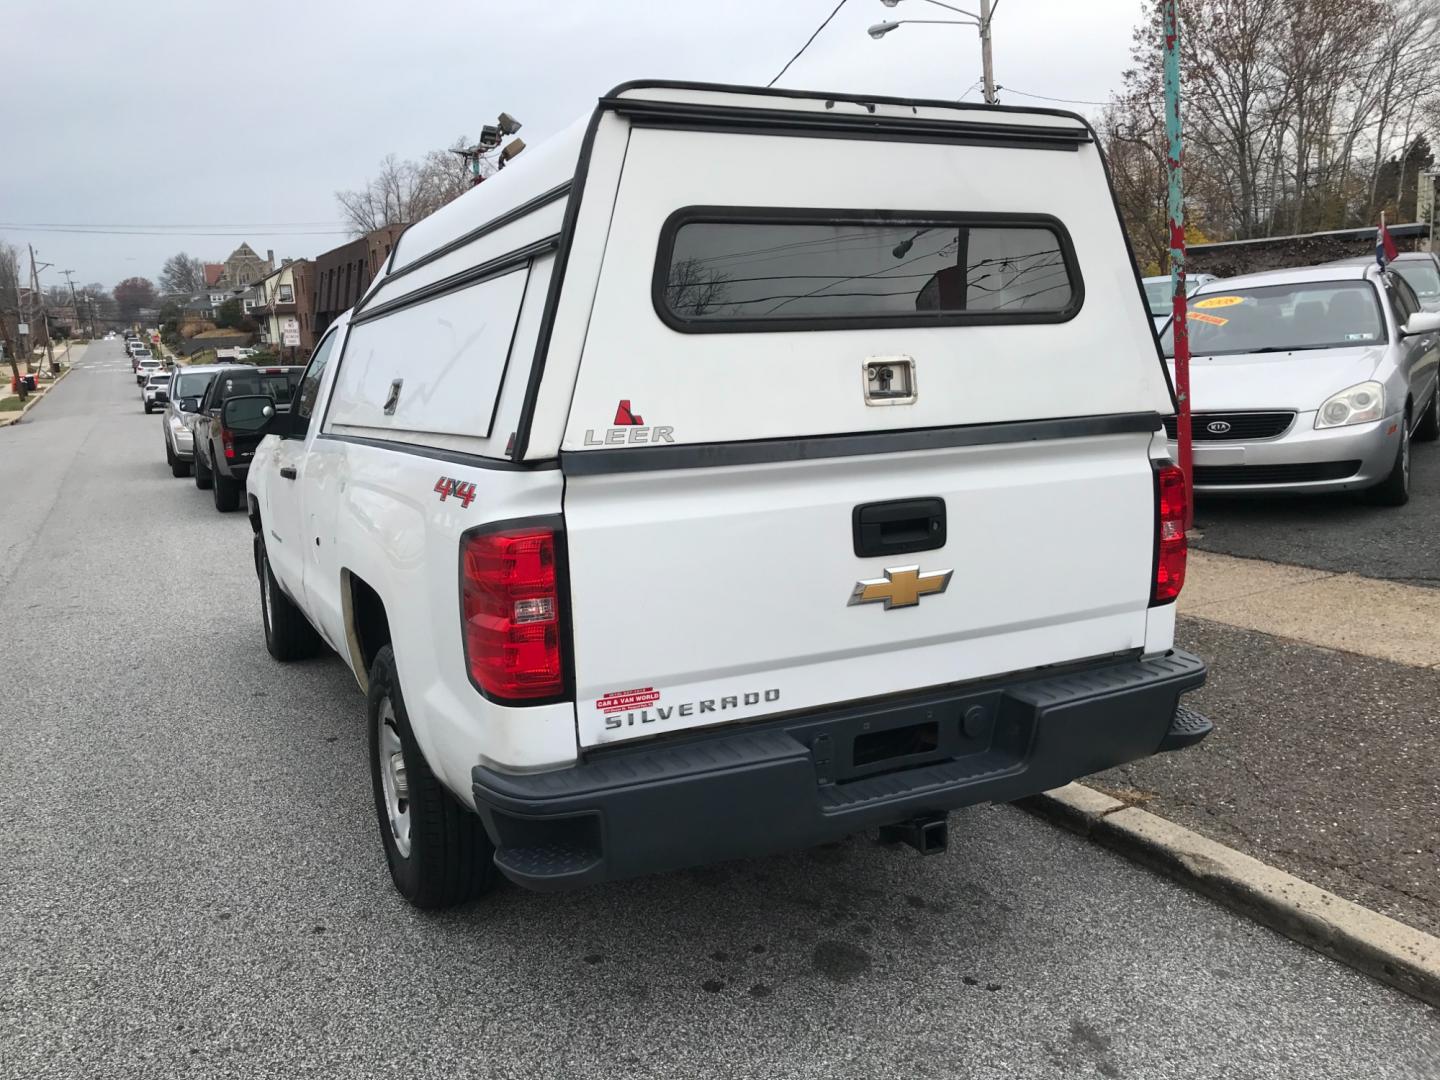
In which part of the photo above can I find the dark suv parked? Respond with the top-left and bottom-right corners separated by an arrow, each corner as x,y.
192,366 -> 303,512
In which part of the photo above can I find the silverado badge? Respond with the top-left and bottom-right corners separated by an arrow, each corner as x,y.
849,565 -> 953,610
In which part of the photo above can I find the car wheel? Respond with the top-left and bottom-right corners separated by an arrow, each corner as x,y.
1415,388 -> 1440,443
1367,411 -> 1411,507
368,643 -> 496,908
194,451 -> 213,490
169,436 -> 192,478
143,402 -> 152,414
213,471 -> 240,512
255,534 -> 323,661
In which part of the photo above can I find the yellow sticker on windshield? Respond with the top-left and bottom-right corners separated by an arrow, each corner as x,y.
1188,311 -> 1229,326
1194,295 -> 1245,309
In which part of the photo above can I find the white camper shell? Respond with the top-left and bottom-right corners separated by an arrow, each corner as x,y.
245,81 -> 1208,907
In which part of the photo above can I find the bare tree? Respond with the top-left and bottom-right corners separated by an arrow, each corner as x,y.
1104,0 -> 1440,261
664,259 -> 732,317
0,241 -> 23,384
336,136 -> 492,235
159,253 -> 207,295
113,277 -> 157,320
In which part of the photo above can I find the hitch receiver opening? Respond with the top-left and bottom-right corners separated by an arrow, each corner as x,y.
879,813 -> 949,855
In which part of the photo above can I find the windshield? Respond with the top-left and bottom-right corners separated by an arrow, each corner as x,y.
174,372 -> 214,399
148,375 -> 170,384
1143,280 -> 1170,316
1160,280 -> 1384,357
216,370 -> 300,402
1395,263 -> 1440,301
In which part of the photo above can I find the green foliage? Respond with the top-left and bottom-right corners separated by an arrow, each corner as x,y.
214,298 -> 243,329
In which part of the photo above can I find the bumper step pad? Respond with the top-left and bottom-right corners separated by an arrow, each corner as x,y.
1158,704 -> 1214,752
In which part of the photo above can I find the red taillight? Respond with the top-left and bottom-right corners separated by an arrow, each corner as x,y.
221,426 -> 235,460
461,525 -> 565,701
1152,463 -> 1188,604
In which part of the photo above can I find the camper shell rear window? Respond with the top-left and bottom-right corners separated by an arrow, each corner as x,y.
654,207 -> 1083,333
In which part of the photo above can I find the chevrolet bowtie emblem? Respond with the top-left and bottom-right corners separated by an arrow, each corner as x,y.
848,565 -> 954,610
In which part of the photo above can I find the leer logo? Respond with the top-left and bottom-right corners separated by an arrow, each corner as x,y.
583,399 -> 675,446
849,565 -> 953,610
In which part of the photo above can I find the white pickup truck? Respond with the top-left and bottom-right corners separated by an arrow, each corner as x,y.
241,80 -> 1209,909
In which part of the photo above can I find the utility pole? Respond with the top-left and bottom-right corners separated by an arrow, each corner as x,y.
1163,0 -> 1192,526
62,270 -> 80,327
28,245 -> 55,376
979,0 -> 996,105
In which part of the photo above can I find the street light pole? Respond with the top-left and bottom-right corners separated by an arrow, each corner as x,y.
875,0 -> 996,103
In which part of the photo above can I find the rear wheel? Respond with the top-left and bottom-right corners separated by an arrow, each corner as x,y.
1415,388 -> 1439,442
368,644 -> 496,908
194,449 -> 213,490
213,470 -> 240,512
1367,411 -> 1411,507
256,534 -> 322,661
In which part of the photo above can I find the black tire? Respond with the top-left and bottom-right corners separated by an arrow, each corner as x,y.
171,451 -> 191,479
368,644 -> 496,908
213,470 -> 240,512
1367,410 -> 1411,507
194,449 -> 213,490
143,402 -> 152,414
1415,387 -> 1439,443
256,534 -> 323,661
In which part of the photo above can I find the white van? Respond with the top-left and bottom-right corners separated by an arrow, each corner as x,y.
243,81 -> 1208,908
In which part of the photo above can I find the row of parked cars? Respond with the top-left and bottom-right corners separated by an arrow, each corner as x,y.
1142,251 -> 1440,506
154,361 -> 302,511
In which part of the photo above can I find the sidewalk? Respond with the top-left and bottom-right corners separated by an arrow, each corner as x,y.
0,345 -> 84,426
1092,551 -> 1440,937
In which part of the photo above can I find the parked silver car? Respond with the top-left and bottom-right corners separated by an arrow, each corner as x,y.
161,365 -> 226,478
1160,263 -> 1440,504
1143,273 -> 1219,330
1328,251 -> 1440,312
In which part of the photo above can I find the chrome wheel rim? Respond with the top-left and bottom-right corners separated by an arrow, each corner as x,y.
377,698 -> 411,857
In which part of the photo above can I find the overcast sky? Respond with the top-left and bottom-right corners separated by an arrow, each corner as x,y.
4,0 -> 1144,291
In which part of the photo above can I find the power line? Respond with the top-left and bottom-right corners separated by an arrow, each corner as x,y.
0,220 -> 346,228
768,0 -> 850,88
0,225 -> 352,237
1001,86 -> 1113,106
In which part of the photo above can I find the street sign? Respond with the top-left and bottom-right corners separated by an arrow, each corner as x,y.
17,323 -> 27,335
282,328 -> 300,347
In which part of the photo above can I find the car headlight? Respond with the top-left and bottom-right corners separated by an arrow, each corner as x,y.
1315,381 -> 1385,429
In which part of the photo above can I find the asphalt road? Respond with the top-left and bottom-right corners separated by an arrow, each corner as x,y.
1193,438 -> 1440,587
2,340 -> 1436,1080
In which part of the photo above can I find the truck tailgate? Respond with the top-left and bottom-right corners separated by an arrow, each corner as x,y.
564,431 -> 1157,747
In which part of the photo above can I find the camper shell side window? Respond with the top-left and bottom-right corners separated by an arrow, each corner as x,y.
652,207 -> 1084,334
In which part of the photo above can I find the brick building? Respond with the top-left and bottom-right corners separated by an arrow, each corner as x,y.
312,225 -> 405,337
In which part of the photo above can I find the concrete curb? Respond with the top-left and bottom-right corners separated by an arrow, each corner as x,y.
0,365 -> 72,427
1020,784 -> 1440,1010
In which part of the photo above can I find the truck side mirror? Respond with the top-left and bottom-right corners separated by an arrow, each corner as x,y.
221,394 -> 275,433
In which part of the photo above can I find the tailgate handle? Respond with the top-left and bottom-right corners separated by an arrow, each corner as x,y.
852,498 -> 946,558
280,466 -> 297,480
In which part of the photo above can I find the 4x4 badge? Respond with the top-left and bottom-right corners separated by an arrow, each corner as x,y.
849,565 -> 953,610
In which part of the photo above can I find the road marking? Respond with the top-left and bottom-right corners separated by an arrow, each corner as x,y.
1180,550 -> 1440,669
